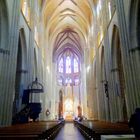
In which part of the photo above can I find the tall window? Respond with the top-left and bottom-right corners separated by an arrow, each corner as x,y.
59,58 -> 63,73
57,50 -> 80,85
66,56 -> 71,74
74,58 -> 79,73
58,78 -> 63,85
65,78 -> 72,84
75,78 -> 79,85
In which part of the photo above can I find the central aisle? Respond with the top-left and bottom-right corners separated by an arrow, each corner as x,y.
55,122 -> 85,140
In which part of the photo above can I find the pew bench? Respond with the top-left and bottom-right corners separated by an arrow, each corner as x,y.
0,121 -> 64,140
39,120 -> 65,139
74,120 -> 133,140
0,134 -> 38,140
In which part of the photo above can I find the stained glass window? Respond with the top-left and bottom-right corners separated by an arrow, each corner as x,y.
58,58 -> 63,73
58,78 -> 63,85
57,50 -> 80,85
74,58 -> 79,73
65,78 -> 72,84
66,56 -> 71,74
75,78 -> 79,85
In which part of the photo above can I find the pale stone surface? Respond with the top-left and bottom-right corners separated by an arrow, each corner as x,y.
101,135 -> 135,140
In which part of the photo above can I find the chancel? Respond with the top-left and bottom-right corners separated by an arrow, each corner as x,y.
0,0 -> 140,139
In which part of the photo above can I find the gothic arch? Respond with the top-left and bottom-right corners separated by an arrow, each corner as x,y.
111,25 -> 127,122
13,28 -> 28,115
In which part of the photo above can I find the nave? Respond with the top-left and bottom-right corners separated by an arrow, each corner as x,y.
0,120 -> 133,140
0,0 -> 140,139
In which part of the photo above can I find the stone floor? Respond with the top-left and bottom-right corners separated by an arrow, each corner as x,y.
55,122 -> 85,140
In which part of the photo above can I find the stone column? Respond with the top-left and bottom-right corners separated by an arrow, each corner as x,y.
0,0 -> 20,126
116,0 -> 140,117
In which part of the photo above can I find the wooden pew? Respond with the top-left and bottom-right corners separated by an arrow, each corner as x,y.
74,120 -> 133,140
0,120 -> 64,139
39,120 -> 65,139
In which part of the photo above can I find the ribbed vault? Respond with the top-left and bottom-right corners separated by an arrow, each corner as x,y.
53,29 -> 83,61
43,0 -> 94,61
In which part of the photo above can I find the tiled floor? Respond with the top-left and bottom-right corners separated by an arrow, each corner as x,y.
55,122 -> 85,140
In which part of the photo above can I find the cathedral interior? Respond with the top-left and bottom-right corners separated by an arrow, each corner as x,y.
0,0 -> 140,139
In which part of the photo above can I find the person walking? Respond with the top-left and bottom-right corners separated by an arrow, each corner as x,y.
129,108 -> 140,140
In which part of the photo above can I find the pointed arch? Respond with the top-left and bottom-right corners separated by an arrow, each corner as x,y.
111,25 -> 128,122
13,28 -> 28,115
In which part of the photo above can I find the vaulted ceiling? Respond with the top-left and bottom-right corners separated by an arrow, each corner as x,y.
43,0 -> 95,60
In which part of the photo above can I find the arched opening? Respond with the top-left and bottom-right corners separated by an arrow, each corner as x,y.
64,98 -> 73,119
112,25 -> 127,122
13,35 -> 22,115
116,36 -> 127,121
13,29 -> 27,115
53,29 -> 83,120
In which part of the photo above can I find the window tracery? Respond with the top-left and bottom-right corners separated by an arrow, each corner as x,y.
59,58 -> 64,73
57,50 -> 80,86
